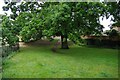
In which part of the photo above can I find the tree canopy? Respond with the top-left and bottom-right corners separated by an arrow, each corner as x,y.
1,15 -> 19,46
2,1 -> 120,49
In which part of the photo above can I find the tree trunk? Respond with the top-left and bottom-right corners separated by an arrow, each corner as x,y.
61,35 -> 69,49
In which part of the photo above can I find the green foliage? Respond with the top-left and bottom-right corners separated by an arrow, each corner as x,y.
2,2 -> 119,47
43,3 -> 71,36
3,2 -> 43,43
105,29 -> 119,37
43,2 -> 108,45
15,12 -> 43,42
112,21 -> 120,27
106,2 -> 120,23
1,15 -> 19,46
68,33 -> 84,45
109,29 -> 119,37
3,2 -> 42,20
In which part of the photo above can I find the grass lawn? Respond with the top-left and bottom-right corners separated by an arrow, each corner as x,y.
2,41 -> 118,78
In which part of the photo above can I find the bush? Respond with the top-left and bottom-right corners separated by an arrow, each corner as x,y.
104,29 -> 119,37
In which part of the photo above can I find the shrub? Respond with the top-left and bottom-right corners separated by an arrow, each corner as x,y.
104,29 -> 119,37
85,38 -> 120,48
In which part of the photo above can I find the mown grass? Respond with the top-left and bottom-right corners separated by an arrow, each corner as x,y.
2,42 -> 118,78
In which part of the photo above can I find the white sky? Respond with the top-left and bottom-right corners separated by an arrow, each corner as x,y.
99,15 -> 114,31
0,0 -> 12,15
0,0 -> 114,31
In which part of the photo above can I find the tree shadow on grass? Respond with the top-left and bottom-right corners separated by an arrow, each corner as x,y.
19,40 -> 118,59
55,45 -> 118,60
22,40 -> 52,46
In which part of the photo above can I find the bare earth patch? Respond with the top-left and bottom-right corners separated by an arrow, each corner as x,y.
19,40 -> 53,47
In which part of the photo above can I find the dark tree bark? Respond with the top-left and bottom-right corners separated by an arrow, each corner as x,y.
61,35 -> 69,49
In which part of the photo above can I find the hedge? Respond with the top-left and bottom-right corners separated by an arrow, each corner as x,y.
85,38 -> 120,48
